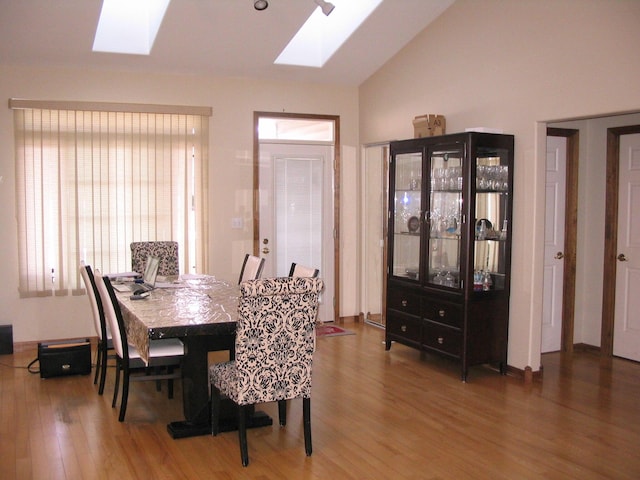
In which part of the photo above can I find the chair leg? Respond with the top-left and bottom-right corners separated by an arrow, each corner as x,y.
98,345 -> 109,395
278,399 -> 287,426
303,397 -> 312,456
112,360 -> 121,408
211,385 -> 221,436
93,341 -> 101,385
238,404 -> 249,467
118,364 -> 130,422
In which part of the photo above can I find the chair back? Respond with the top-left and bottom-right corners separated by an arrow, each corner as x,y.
94,270 -> 129,361
131,241 -> 179,276
288,262 -> 319,278
234,276 -> 323,405
238,254 -> 265,284
79,262 -> 110,341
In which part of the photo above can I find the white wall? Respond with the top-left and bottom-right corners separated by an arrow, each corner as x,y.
359,0 -> 640,371
0,66 -> 359,342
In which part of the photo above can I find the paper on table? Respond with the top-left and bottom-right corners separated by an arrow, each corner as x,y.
155,281 -> 188,289
179,274 -> 209,280
106,271 -> 139,279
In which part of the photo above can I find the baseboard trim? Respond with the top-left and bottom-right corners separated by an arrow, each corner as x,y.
505,364 -> 543,384
339,315 -> 359,324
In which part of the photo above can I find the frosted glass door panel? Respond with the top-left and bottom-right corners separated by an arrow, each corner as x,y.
275,156 -> 323,276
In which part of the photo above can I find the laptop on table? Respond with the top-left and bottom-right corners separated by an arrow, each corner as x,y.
112,256 -> 160,293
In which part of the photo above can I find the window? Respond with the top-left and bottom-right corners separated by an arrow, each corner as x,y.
11,100 -> 210,298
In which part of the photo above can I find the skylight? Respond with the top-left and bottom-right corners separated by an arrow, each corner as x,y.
275,0 -> 383,68
93,0 -> 171,55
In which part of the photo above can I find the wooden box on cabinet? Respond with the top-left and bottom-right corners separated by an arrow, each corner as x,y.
384,132 -> 514,381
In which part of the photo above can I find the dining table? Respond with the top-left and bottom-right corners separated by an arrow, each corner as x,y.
116,275 -> 273,438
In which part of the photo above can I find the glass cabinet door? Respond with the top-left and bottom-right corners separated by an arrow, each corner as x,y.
391,152 -> 422,280
473,146 -> 510,291
427,147 -> 463,289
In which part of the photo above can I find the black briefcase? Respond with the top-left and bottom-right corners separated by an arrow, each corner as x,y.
37,339 -> 91,379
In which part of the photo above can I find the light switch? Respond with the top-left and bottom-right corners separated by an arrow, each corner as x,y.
231,217 -> 244,229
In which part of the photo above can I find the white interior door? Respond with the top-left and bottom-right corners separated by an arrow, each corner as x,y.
613,133 -> 640,361
542,136 -> 567,353
259,143 -> 335,323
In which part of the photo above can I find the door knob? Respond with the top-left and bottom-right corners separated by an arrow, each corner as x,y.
262,247 -> 270,254
617,253 -> 628,262
554,252 -> 564,259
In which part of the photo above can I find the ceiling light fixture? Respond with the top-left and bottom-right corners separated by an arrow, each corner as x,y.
254,0 -> 268,11
313,0 -> 335,16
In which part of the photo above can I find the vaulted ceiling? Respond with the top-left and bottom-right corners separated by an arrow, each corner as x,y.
0,0 -> 454,86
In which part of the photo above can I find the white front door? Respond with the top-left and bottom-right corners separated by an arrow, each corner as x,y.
258,143 -> 335,323
542,136 -> 567,352
613,133 -> 640,361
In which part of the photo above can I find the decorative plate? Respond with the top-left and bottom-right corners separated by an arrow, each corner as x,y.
407,216 -> 420,232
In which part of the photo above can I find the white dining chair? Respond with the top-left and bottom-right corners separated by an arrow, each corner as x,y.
288,262 -> 320,278
94,269 -> 185,422
238,254 -> 265,284
79,262 -> 115,395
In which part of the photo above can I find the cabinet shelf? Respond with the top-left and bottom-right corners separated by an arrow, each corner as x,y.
476,189 -> 509,194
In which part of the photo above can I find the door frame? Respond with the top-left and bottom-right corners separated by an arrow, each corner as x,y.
601,124 -> 640,357
253,111 -> 341,322
546,127 -> 579,353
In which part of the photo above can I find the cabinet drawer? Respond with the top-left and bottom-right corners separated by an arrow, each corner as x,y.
423,299 -> 462,328
387,288 -> 421,316
387,313 -> 421,345
422,321 -> 462,358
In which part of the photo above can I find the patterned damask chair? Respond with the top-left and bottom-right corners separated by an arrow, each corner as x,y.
209,276 -> 324,467
130,241 -> 179,276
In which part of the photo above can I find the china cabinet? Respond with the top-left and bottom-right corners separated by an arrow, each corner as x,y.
385,132 -> 514,381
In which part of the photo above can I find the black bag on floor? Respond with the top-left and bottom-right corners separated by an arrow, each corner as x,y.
37,339 -> 91,378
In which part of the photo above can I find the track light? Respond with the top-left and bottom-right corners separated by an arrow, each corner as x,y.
314,0 -> 335,16
254,0 -> 268,11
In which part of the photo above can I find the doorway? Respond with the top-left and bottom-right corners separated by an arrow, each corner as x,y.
253,112 -> 340,323
360,142 -> 389,328
544,114 -> 640,364
543,128 -> 579,353
601,125 -> 640,360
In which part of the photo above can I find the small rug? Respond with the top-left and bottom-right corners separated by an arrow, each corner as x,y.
316,324 -> 355,337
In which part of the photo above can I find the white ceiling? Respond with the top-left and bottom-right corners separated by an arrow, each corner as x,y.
0,0 -> 454,86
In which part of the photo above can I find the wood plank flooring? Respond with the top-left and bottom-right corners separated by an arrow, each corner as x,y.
1,321 -> 639,479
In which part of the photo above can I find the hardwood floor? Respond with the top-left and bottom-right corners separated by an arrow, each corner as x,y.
1,321 -> 639,479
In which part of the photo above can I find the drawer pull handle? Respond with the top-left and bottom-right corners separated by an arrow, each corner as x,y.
401,325 -> 407,332
437,337 -> 444,344
401,300 -> 408,307
438,309 -> 445,317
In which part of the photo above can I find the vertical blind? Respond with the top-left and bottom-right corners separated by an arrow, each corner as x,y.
11,100 -> 210,298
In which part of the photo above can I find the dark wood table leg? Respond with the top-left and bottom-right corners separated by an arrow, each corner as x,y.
167,335 -> 272,439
